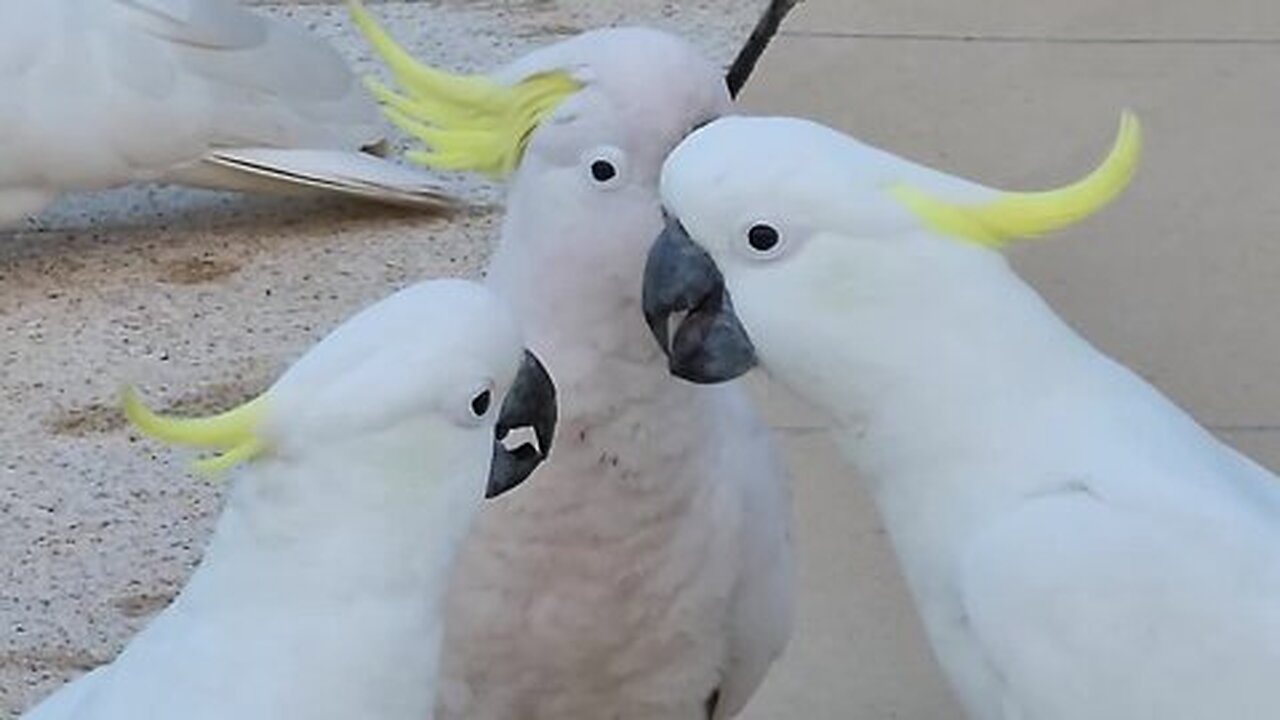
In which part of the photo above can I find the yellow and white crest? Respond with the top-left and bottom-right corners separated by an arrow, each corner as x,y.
890,112 -> 1142,248
350,0 -> 581,177
123,387 -> 269,476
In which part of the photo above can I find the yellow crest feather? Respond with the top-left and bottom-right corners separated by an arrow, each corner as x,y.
122,386 -> 268,477
890,111 -> 1142,248
349,0 -> 581,177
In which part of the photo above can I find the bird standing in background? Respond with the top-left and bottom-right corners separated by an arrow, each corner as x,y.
353,6 -> 795,719
21,279 -> 557,720
0,0 -> 452,227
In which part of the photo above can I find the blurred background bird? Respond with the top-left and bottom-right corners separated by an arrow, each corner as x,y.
0,0 -> 453,228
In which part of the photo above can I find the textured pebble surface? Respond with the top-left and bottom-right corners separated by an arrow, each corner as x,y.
0,1 -> 767,714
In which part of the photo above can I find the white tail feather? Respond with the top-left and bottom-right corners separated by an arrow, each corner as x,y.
176,149 -> 456,210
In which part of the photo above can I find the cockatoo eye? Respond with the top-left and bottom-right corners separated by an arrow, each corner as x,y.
470,389 -> 492,418
582,145 -> 627,190
457,380 -> 496,425
738,221 -> 787,260
590,160 -> 616,182
747,223 -> 780,252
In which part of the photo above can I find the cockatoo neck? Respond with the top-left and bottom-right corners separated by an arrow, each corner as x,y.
137,428 -> 486,715
487,169 -> 663,365
757,235 -> 1119,512
749,234 -> 1204,640
199,451 -> 474,599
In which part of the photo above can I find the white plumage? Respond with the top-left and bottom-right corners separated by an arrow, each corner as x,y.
0,0 -> 450,226
649,114 -> 1280,720
22,279 -> 553,720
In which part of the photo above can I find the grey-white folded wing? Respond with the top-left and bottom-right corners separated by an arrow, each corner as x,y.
0,0 -> 450,222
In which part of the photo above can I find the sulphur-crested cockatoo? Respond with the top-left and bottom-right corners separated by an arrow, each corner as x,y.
0,0 -> 453,227
21,278 -> 557,720
352,6 -> 793,718
645,113 -> 1280,720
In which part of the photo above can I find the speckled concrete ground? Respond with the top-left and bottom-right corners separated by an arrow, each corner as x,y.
0,1 -> 766,715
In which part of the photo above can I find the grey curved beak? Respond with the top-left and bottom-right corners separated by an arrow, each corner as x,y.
487,350 -> 558,499
642,214 -> 758,384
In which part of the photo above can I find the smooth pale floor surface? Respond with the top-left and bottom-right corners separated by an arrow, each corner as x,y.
5,0 -> 1280,718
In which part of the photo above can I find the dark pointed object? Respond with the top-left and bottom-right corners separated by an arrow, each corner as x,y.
725,0 -> 803,98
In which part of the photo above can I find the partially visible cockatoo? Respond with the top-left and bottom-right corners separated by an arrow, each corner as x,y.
645,113 -> 1280,720
0,0 -> 453,227
352,5 -> 794,719
21,278 -> 557,720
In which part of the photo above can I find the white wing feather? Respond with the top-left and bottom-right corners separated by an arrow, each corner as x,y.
958,467 -> 1280,720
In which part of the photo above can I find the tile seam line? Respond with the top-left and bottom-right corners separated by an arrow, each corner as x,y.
780,30 -> 1280,45
773,424 -> 1279,433
1210,425 -> 1280,433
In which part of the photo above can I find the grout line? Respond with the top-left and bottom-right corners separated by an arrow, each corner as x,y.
780,30 -> 1280,46
1210,425 -> 1280,433
770,424 -> 1280,434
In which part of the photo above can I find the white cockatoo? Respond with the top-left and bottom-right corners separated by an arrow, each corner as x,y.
352,6 -> 794,718
645,113 -> 1280,720
21,279 -> 557,720
0,0 -> 453,227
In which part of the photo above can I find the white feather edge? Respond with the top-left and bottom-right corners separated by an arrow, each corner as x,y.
197,148 -> 456,210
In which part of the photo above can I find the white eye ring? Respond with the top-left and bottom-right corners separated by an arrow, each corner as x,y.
581,145 -> 627,191
738,220 -> 787,261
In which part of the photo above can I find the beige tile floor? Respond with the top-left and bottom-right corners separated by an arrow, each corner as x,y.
4,0 -> 1280,718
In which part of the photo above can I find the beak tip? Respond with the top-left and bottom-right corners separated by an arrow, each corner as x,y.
486,349 -> 558,499
641,218 -> 759,385
643,310 -> 672,355
667,336 -> 759,385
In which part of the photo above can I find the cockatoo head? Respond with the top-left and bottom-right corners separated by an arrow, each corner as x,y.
641,114 -> 1141,391
352,3 -> 731,277
125,279 -> 557,500
486,25 -> 732,198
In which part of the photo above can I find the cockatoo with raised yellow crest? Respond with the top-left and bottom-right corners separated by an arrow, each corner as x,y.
0,0 -> 452,227
644,112 -> 1280,719
351,4 -> 794,718
20,279 -> 557,720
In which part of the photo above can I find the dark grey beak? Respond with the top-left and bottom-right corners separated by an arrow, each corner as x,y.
642,214 -> 758,384
487,350 -> 557,498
